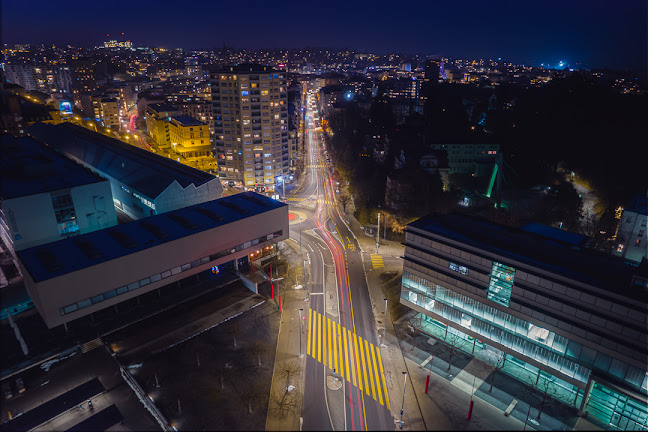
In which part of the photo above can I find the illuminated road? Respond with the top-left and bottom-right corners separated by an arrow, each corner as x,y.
290,91 -> 393,431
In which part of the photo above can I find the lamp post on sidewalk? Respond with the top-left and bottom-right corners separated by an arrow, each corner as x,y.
298,308 -> 303,357
381,298 -> 388,347
400,371 -> 408,430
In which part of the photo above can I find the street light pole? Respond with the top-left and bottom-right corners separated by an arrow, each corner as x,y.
382,298 -> 388,347
376,212 -> 380,253
298,308 -> 303,357
400,371 -> 408,430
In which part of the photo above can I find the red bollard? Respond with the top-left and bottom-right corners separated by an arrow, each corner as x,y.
467,400 -> 474,420
425,375 -> 430,394
278,295 -> 282,311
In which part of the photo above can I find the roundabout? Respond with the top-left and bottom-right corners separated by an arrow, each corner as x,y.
288,210 -> 309,225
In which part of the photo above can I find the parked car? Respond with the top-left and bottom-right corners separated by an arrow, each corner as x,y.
15,377 -> 25,394
2,381 -> 12,400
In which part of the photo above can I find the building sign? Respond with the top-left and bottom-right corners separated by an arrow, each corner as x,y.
487,262 -> 515,307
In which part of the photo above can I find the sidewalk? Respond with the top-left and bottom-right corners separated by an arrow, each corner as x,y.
265,239 -> 307,431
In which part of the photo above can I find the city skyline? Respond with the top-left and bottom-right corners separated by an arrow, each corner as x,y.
2,0 -> 645,74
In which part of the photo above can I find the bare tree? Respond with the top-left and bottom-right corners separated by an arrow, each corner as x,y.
250,340 -> 269,367
442,329 -> 468,371
338,194 -> 351,215
227,323 -> 241,348
240,388 -> 260,414
277,361 -> 300,388
217,361 -> 235,390
485,351 -> 507,392
522,371 -> 573,422
269,388 -> 298,419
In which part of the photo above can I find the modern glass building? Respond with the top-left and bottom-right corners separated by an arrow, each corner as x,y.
400,213 -> 648,431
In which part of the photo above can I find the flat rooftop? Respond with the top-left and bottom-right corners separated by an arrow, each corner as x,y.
0,135 -> 106,200
147,103 -> 180,113
27,122 -> 217,200
18,192 -> 286,283
409,213 -> 643,301
171,116 -> 204,126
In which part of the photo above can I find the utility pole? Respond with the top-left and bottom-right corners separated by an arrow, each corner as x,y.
400,371 -> 408,430
376,212 -> 380,253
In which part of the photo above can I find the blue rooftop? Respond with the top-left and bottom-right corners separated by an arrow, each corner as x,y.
409,213 -> 643,301
521,222 -> 588,246
18,192 -> 286,283
0,135 -> 105,200
27,122 -> 216,200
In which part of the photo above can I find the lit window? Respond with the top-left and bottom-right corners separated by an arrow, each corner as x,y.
487,262 -> 515,307
617,244 -> 624,252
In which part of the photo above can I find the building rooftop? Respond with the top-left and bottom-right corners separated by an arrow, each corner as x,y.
625,191 -> 648,216
147,103 -> 180,114
171,116 -> 204,126
210,64 -> 281,74
18,192 -> 286,283
409,212 -> 644,301
0,135 -> 105,200
27,122 -> 216,200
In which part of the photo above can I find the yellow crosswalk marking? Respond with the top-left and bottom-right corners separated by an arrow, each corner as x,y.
376,346 -> 390,410
370,254 -> 384,269
332,320 -> 338,375
344,328 -> 351,383
306,309 -> 391,408
307,308 -> 312,356
354,333 -> 363,392
365,339 -> 377,401
348,329 -> 357,387
371,343 -> 384,406
359,335 -> 370,397
317,312 -> 321,363
327,317 -> 332,370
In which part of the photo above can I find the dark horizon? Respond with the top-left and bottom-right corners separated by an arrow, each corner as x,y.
2,0 -> 646,74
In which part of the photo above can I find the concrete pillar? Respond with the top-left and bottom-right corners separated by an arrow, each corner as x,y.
578,375 -> 594,417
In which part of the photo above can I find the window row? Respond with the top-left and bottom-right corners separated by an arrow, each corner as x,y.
60,230 -> 283,317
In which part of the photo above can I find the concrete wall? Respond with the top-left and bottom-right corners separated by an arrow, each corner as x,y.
20,204 -> 288,328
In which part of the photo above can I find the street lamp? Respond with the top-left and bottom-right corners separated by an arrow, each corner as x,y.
298,308 -> 304,357
400,371 -> 408,430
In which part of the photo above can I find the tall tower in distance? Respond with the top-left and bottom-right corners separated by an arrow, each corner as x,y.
209,64 -> 290,192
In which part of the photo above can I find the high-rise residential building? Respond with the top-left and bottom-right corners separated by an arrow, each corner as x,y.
424,58 -> 442,84
210,64 -> 290,190
69,58 -> 97,94
3,64 -> 37,90
400,213 -> 648,431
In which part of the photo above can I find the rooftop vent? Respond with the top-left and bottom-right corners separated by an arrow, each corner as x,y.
108,229 -> 137,249
139,220 -> 169,239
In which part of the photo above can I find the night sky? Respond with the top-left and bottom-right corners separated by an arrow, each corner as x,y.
2,0 -> 645,72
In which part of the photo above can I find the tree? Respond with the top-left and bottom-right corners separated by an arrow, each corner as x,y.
250,340 -> 269,367
522,370 -> 574,422
277,361 -> 300,388
227,323 -> 241,348
485,351 -> 507,392
338,193 -> 351,216
240,388 -> 260,414
442,329 -> 469,371
217,361 -> 235,390
269,388 -> 298,419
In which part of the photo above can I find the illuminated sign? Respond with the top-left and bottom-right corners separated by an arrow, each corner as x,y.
211,266 -> 219,275
487,262 -> 515,307
59,101 -> 72,114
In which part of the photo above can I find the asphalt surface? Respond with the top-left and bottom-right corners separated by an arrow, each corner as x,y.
293,94 -> 393,431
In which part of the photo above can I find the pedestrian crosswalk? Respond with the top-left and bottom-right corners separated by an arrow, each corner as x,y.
307,164 -> 329,168
370,254 -> 384,269
307,308 -> 390,409
285,197 -> 334,205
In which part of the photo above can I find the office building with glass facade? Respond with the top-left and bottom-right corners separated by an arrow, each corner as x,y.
400,213 -> 648,431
